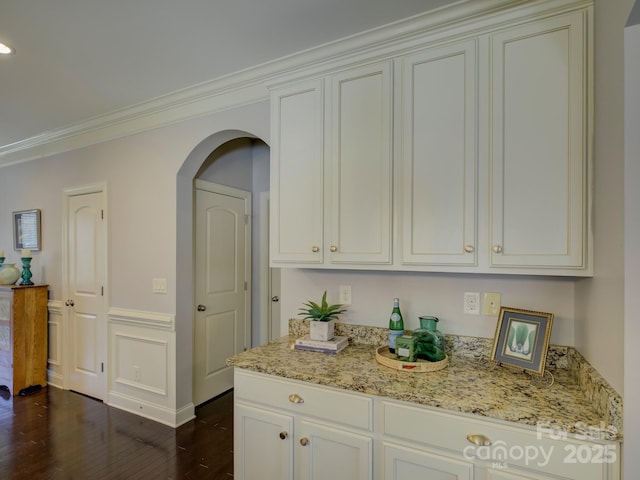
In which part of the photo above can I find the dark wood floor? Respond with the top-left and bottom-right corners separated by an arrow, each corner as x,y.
0,386 -> 234,479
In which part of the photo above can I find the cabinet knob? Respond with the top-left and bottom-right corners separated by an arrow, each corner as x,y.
311,246 -> 320,253
65,299 -> 75,307
466,433 -> 492,446
288,393 -> 304,404
279,431 -> 288,440
492,245 -> 503,254
329,245 -> 337,252
463,244 -> 474,253
271,296 -> 279,302
197,304 -> 206,312
300,437 -> 309,446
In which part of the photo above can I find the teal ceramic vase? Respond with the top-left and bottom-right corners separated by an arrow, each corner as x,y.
413,316 -> 446,362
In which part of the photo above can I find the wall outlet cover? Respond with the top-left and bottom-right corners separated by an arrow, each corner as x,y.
463,292 -> 480,315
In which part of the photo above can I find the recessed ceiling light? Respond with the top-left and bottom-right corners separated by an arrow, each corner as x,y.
0,42 -> 15,55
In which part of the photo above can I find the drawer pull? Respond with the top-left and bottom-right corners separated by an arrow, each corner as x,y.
288,393 -> 304,404
300,437 -> 309,446
466,433 -> 492,446
279,431 -> 288,440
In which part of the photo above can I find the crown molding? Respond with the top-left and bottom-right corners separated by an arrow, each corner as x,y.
0,0 -> 590,168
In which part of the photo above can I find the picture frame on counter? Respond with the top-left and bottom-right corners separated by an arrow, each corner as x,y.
13,209 -> 41,251
490,307 -> 554,376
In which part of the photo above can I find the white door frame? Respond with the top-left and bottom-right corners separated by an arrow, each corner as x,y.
62,182 -> 108,397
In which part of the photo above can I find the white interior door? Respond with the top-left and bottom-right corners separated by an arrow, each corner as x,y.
65,187 -> 107,400
194,180 -> 250,405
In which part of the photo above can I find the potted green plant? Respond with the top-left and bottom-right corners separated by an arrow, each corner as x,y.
299,290 -> 347,341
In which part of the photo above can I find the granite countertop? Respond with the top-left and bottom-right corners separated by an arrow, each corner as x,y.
227,321 -> 622,441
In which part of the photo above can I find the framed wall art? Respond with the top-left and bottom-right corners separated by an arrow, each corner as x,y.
490,307 -> 554,376
13,209 -> 41,251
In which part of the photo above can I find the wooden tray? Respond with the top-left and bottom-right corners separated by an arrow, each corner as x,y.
375,346 -> 448,372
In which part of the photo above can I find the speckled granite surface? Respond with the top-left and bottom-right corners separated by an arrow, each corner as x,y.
228,320 -> 622,441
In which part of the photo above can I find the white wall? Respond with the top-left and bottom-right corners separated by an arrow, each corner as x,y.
281,270 -> 575,345
574,0 -> 634,396
624,2 -> 640,477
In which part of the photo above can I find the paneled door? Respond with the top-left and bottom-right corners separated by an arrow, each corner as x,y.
194,180 -> 250,406
65,186 -> 107,400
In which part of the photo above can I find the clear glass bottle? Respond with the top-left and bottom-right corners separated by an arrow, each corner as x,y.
413,316 -> 446,362
388,298 -> 404,354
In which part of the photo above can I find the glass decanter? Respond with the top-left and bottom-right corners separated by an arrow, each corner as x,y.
413,316 -> 446,362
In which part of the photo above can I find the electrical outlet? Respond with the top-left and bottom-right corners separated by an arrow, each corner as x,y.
464,292 -> 480,315
339,285 -> 352,305
483,292 -> 501,316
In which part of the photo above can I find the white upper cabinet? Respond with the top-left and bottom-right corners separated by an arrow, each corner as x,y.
329,63 -> 393,265
270,79 -> 325,264
489,10 -> 589,270
399,39 -> 478,266
270,62 -> 393,267
269,0 -> 592,275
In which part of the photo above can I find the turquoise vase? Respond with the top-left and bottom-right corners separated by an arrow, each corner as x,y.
413,316 -> 446,362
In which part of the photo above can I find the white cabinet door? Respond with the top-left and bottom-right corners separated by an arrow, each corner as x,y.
489,11 -> 588,269
234,403 -> 293,480
399,40 -> 478,266
296,419 -> 373,480
328,62 -> 393,264
486,468 -> 556,480
384,443 -> 473,480
270,79 -> 325,264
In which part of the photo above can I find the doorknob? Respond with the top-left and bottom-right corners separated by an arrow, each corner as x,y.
271,296 -> 279,302
197,305 -> 206,312
65,299 -> 75,307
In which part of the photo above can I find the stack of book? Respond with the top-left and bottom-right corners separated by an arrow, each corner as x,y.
294,335 -> 349,354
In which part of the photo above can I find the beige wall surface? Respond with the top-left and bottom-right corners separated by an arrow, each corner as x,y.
574,0 -> 635,396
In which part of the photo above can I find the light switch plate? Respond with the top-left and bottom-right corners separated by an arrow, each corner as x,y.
152,278 -> 167,294
483,292 -> 501,316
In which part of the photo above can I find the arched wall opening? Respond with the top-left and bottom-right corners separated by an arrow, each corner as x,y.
176,126 -> 270,409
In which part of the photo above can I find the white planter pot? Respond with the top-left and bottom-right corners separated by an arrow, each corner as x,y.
309,319 -> 335,341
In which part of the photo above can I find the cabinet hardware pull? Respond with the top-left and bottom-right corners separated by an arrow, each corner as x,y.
466,433 -> 492,446
288,393 -> 304,404
329,245 -> 337,252
272,296 -> 279,302
311,246 -> 320,253
492,245 -> 503,254
279,431 -> 288,440
300,437 -> 309,446
197,304 -> 206,312
65,299 -> 75,307
464,244 -> 474,253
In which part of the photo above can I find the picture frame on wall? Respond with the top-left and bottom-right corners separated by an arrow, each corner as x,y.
13,209 -> 41,251
490,307 -> 554,376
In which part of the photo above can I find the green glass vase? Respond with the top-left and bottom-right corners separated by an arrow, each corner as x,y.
413,316 -> 446,362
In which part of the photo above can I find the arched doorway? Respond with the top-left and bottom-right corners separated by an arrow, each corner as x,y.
176,129 -> 278,407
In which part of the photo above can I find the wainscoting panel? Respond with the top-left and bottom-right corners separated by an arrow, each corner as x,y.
107,313 -> 190,427
47,300 -> 64,388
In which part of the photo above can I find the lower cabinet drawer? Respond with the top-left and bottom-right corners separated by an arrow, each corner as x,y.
235,369 -> 373,431
382,401 -> 617,480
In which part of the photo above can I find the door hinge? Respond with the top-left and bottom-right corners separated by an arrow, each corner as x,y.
101,209 -> 104,220
101,286 -> 104,296
244,281 -> 248,291
245,214 -> 249,225
101,362 -> 104,373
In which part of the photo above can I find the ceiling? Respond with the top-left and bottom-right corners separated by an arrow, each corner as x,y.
0,0 -> 458,151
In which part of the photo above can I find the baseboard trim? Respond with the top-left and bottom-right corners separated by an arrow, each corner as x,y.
107,391 -> 195,428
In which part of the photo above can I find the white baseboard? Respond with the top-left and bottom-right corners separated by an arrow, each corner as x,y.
107,391 -> 195,428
